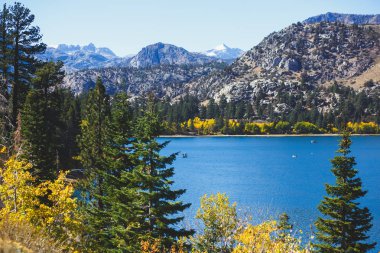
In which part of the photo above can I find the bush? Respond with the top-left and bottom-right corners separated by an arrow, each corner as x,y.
293,121 -> 320,134
275,121 -> 291,134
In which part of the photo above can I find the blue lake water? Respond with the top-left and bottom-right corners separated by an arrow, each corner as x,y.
160,136 -> 380,250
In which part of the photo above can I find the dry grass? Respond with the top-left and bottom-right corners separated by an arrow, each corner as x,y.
0,217 -> 65,253
350,57 -> 380,89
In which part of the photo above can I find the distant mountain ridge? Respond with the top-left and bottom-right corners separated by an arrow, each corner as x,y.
39,42 -> 243,72
129,42 -> 218,68
304,12 -> 380,25
39,43 -> 132,72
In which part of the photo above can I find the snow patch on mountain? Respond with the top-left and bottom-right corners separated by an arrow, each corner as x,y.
202,44 -> 244,60
38,43 -> 131,72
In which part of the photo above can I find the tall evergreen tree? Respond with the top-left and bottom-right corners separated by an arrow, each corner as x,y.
78,77 -> 111,209
0,4 -> 10,98
315,132 -> 376,253
0,4 -> 11,148
78,78 -> 119,251
132,100 -> 194,246
8,2 -> 46,125
21,62 -> 65,180
79,90 -> 144,252
101,92 -> 141,252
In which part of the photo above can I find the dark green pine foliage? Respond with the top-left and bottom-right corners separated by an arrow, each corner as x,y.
99,92 -> 142,252
132,100 -> 194,246
59,89 -> 82,171
0,4 -> 11,98
21,61 -> 65,181
315,132 -> 376,253
78,77 -> 111,205
0,4 -> 11,148
78,78 -> 114,250
80,89 -> 143,252
8,2 -> 46,126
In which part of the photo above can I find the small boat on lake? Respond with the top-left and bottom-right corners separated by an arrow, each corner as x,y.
182,153 -> 188,158
311,140 -> 317,144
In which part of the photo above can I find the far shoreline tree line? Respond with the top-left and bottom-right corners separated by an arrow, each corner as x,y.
0,2 -> 377,253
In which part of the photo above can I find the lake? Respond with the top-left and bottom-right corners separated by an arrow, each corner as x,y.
161,136 -> 380,250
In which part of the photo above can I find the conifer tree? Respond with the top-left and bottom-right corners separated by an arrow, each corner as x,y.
79,91 -> 143,252
0,4 -> 10,98
0,4 -> 11,148
78,77 -> 111,209
132,99 -> 193,246
315,132 -> 376,252
8,2 -> 46,125
21,62 -> 64,181
101,92 -> 141,252
78,78 -> 119,251
59,89 -> 81,171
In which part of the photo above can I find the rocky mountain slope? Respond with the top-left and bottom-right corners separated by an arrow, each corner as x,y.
129,42 -> 218,68
184,22 -> 380,102
304,12 -> 380,25
64,62 -> 227,97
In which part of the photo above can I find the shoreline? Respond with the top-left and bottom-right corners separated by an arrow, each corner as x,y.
160,134 -> 380,138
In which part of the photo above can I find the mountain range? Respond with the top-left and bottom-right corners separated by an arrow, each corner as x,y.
52,12 -> 380,120
38,42 -> 244,72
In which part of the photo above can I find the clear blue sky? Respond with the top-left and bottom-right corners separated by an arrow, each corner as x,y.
5,0 -> 380,56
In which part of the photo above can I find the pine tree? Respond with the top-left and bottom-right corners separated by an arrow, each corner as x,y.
315,132 -> 376,253
0,4 -> 10,98
132,99 -> 194,246
102,92 -> 142,252
78,78 -> 118,250
8,2 -> 46,125
78,77 -> 111,209
22,90 -> 55,180
79,90 -> 144,252
59,89 -> 81,171
21,62 -> 65,181
0,4 -> 11,148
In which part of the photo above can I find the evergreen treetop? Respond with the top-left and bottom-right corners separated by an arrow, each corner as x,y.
315,132 -> 376,253
131,99 -> 194,246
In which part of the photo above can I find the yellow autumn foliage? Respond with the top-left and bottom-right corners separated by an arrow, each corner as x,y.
0,152 -> 82,251
233,221 -> 311,253
346,122 -> 379,134
190,117 -> 216,134
140,239 -> 185,253
0,155 -> 38,220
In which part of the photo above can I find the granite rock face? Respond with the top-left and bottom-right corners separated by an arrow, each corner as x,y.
129,42 -> 218,68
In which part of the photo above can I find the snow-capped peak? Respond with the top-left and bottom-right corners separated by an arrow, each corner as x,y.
214,43 -> 229,51
202,44 -> 244,60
